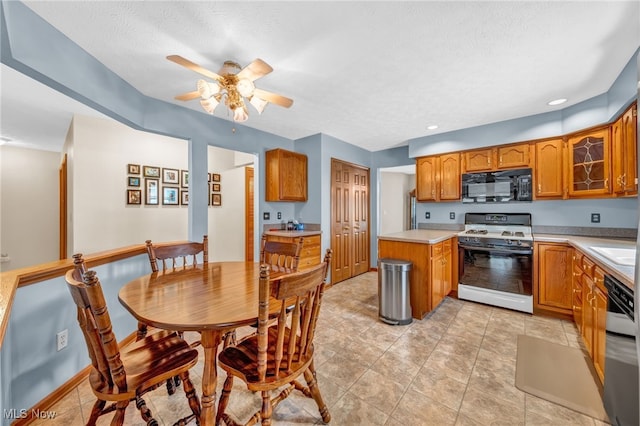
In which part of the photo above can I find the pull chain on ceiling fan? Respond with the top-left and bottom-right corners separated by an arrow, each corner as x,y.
168,55 -> 293,122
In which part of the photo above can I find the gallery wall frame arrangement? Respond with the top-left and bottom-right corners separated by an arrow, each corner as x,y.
127,163 -> 221,208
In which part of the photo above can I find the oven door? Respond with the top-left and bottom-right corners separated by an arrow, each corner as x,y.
458,244 -> 533,296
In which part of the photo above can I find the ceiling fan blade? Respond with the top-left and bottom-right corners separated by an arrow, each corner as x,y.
253,88 -> 293,108
236,59 -> 273,82
174,91 -> 201,101
167,55 -> 222,81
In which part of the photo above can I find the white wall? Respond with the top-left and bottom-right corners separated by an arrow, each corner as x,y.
379,171 -> 414,234
0,146 -> 60,271
207,146 -> 254,261
70,115 -> 190,253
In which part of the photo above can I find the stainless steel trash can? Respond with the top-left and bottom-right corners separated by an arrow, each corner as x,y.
378,258 -> 412,325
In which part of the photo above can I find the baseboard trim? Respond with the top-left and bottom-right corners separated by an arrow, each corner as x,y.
12,332 -> 137,425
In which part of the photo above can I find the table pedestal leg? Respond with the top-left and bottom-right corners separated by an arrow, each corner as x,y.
200,330 -> 222,426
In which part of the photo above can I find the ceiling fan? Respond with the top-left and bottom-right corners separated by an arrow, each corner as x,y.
168,55 -> 293,122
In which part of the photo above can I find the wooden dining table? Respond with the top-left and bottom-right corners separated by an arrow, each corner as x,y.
118,261 -> 282,426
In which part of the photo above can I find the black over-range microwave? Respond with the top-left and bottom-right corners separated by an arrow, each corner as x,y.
462,168 -> 532,203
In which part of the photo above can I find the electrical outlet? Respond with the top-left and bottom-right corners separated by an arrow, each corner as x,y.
449,212 -> 456,220
425,212 -> 430,219
56,329 -> 68,351
591,213 -> 601,223
263,212 -> 270,220
277,212 -> 282,220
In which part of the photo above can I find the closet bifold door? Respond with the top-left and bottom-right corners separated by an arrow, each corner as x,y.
330,158 -> 370,284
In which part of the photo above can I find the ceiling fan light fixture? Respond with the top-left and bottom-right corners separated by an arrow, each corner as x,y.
236,78 -> 255,98
197,79 -> 220,99
200,97 -> 219,114
233,105 -> 249,122
249,96 -> 268,114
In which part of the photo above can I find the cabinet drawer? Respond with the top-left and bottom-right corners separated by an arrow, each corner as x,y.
302,235 -> 321,247
582,257 -> 595,278
300,245 -> 321,260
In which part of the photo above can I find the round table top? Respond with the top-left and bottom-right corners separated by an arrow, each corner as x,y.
118,261 -> 276,332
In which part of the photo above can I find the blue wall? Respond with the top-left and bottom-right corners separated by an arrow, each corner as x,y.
1,1 -> 639,417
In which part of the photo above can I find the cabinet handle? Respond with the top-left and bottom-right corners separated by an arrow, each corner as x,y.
499,155 -> 503,165
538,183 -> 541,193
431,189 -> 435,196
621,173 -> 627,187
604,178 -> 609,188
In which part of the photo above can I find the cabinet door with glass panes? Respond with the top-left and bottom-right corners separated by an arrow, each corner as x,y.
566,128 -> 611,197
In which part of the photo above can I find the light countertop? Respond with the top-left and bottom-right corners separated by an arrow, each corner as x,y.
263,230 -> 321,238
378,229 -> 458,244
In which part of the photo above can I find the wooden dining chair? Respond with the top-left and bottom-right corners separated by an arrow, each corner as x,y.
146,235 -> 208,272
216,249 -> 333,426
260,234 -> 304,272
65,255 -> 201,426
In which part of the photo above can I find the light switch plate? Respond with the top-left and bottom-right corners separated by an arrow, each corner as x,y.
425,212 -> 430,219
449,212 -> 455,220
263,212 -> 270,220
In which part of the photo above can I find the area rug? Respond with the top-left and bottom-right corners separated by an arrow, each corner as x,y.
515,334 -> 609,422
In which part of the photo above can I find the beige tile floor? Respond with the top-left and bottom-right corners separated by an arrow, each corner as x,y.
36,272 -> 609,425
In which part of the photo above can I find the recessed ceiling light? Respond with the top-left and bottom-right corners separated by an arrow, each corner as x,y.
427,125 -> 438,130
547,98 -> 567,106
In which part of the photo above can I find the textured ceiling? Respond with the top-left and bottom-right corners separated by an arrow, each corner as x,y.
2,1 -> 639,152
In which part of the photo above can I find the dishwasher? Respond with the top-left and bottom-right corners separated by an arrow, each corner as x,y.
602,274 -> 638,426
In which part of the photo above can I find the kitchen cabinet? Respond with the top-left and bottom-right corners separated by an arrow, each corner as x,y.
416,156 -> 438,201
566,127 -> 611,198
377,236 -> 456,319
573,249 -> 607,384
534,138 -> 565,198
264,233 -> 321,270
462,143 -> 532,173
462,148 -> 494,172
430,239 -> 453,309
415,153 -> 460,202
265,148 -> 308,201
534,242 -> 573,316
496,143 -> 531,169
612,103 -> 638,196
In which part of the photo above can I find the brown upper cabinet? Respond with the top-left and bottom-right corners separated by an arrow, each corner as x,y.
535,138 -> 565,198
567,127 -> 611,198
462,143 -> 532,173
416,153 -> 460,202
265,148 -> 308,201
612,103 -> 638,196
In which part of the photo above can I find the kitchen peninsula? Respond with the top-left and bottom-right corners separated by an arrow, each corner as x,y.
378,229 -> 459,319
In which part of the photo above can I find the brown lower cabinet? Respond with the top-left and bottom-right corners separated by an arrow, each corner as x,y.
264,233 -> 321,270
537,244 -> 608,384
378,237 -> 457,319
577,256 -> 607,383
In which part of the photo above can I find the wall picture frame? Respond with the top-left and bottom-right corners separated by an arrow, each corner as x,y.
212,173 -> 221,182
143,166 -> 160,178
127,189 -> 142,205
145,178 -> 159,205
128,164 -> 140,175
181,190 -> 189,205
162,168 -> 179,184
162,186 -> 179,205
181,170 -> 189,188
212,193 -> 222,206
212,183 -> 221,192
128,176 -> 140,187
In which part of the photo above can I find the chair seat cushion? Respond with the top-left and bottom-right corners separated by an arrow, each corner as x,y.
90,331 -> 199,399
218,327 -> 314,385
